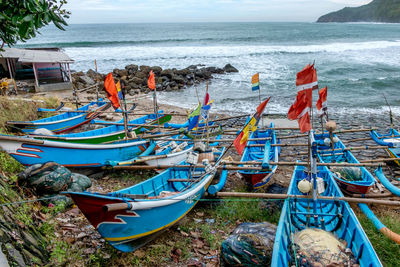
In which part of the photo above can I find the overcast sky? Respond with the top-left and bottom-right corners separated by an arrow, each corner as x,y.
64,0 -> 372,24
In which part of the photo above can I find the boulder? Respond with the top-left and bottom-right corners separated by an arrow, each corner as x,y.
160,69 -> 174,79
135,71 -> 147,80
173,75 -> 185,85
125,64 -> 138,74
77,75 -> 95,85
223,63 -> 239,73
150,66 -> 162,74
139,65 -> 150,74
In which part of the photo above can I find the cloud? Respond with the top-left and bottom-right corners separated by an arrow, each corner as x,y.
64,0 -> 373,23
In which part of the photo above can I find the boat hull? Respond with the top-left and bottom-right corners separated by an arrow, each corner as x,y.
271,165 -> 382,267
238,124 -> 279,189
6,100 -> 110,134
0,136 -> 150,167
66,165 -> 218,252
30,114 -> 172,144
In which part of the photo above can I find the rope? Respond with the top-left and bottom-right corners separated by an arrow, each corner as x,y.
0,196 -> 60,207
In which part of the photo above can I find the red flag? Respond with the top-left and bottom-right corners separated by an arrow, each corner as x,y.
288,64 -> 318,133
234,131 -> 246,155
104,73 -> 120,110
316,86 -> 327,110
148,70 -> 155,91
256,97 -> 271,119
234,97 -> 271,155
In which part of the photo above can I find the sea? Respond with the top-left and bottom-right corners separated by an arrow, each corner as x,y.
18,22 -> 400,118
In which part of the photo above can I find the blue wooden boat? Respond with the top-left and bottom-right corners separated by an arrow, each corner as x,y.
370,129 -> 400,166
63,147 -> 225,252
6,99 -> 110,134
271,164 -> 382,266
314,133 -> 375,194
27,112 -> 172,144
0,135 -> 154,167
238,123 -> 279,189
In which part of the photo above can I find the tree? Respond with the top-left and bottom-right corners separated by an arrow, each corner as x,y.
0,0 -> 70,48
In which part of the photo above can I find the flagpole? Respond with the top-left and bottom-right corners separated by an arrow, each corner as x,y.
120,81 -> 129,140
206,82 -> 210,148
154,86 -> 160,132
95,59 -> 99,102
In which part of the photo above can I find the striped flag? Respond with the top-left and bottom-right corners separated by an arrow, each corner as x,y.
287,64 -> 318,133
116,80 -> 123,100
251,73 -> 260,91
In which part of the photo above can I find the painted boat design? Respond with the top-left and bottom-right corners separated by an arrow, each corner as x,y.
271,164 -> 382,267
315,133 -> 375,194
238,123 -> 279,189
64,148 -> 225,252
6,99 -> 110,134
0,135 -> 152,167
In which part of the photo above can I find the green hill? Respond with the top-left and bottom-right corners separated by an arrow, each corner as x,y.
317,0 -> 400,23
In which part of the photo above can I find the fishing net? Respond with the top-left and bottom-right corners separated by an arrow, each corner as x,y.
292,228 -> 357,266
221,222 -> 277,266
331,167 -> 362,181
18,162 -> 73,194
18,162 -> 92,204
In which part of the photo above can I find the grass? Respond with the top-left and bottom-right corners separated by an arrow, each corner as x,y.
356,208 -> 400,267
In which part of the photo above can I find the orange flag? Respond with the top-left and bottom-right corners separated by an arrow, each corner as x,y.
104,73 -> 120,110
148,70 -> 156,91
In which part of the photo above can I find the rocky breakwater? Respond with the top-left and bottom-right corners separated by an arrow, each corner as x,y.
71,63 -> 238,95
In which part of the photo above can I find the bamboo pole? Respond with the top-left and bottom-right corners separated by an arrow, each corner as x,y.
152,137 -> 272,142
108,161 -> 381,170
343,137 -> 372,142
359,158 -> 400,163
212,192 -> 400,206
281,145 -> 387,156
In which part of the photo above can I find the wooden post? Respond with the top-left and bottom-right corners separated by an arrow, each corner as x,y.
32,63 -> 39,91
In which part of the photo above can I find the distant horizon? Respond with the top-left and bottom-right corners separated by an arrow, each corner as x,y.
64,0 -> 372,24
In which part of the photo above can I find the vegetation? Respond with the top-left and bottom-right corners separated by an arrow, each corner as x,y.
0,0 -> 70,48
317,0 -> 400,23
357,208 -> 400,267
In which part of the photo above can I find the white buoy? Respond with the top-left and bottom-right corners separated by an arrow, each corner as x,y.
298,179 -> 312,193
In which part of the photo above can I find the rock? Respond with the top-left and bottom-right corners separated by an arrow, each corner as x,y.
4,243 -> 25,267
223,64 -> 239,73
135,71 -> 147,80
160,69 -> 174,79
150,66 -> 162,74
130,77 -> 143,85
77,75 -> 95,85
125,64 -> 138,73
173,75 -> 185,85
139,65 -> 150,74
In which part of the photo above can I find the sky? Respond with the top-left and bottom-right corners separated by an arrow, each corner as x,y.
64,0 -> 373,24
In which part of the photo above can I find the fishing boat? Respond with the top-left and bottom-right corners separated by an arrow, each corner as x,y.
271,164 -> 382,267
370,129 -> 400,166
63,147 -> 225,252
6,99 -> 110,134
314,133 -> 375,194
109,135 -> 222,172
28,113 -> 172,144
0,135 -> 154,167
238,123 -> 279,189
